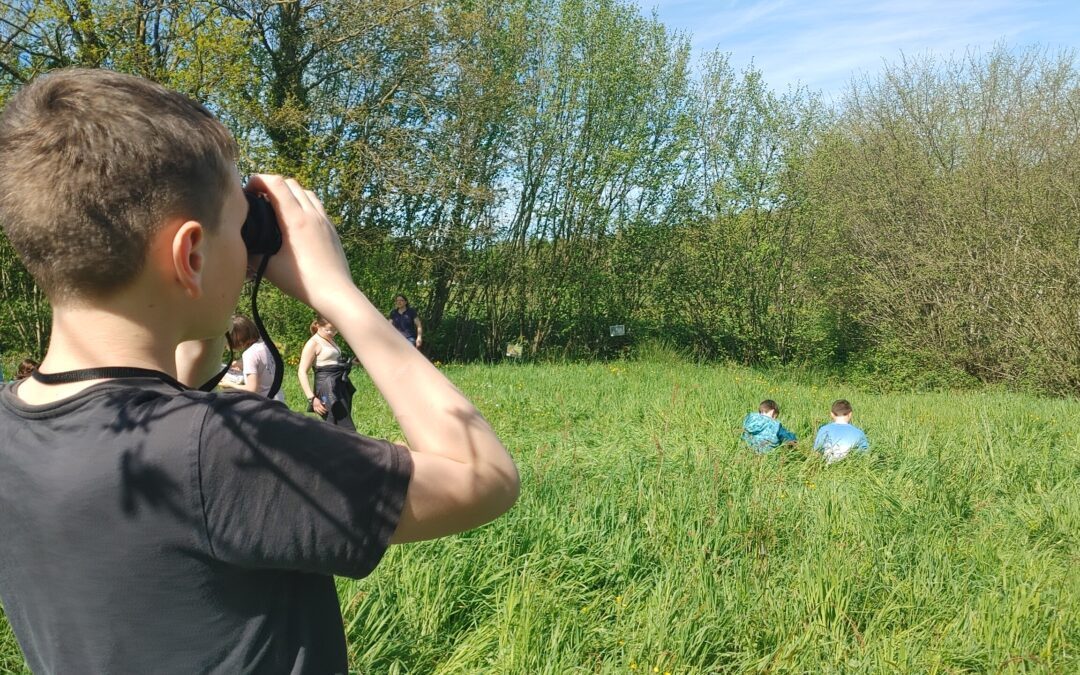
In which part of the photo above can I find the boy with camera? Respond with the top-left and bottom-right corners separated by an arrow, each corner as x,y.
0,68 -> 519,673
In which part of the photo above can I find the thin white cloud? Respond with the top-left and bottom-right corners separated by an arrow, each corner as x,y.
637,0 -> 1078,96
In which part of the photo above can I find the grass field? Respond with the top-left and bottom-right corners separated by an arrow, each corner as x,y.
2,360 -> 1078,673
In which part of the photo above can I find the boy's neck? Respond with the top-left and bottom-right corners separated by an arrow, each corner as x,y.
44,305 -> 182,374
18,300 -> 187,404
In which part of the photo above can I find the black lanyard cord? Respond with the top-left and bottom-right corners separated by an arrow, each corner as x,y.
31,365 -> 189,391
250,253 -> 284,399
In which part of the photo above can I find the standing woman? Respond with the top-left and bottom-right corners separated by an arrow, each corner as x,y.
297,316 -> 356,430
389,294 -> 423,348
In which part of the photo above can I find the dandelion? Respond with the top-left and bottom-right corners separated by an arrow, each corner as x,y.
630,662 -> 638,670
615,595 -> 623,604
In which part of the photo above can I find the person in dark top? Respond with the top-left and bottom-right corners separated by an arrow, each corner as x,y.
0,68 -> 519,674
389,293 -> 423,348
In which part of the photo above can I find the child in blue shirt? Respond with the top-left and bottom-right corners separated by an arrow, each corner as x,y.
813,399 -> 869,464
742,399 -> 797,453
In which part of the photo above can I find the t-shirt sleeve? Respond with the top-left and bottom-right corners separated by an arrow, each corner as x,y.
857,431 -> 870,451
196,393 -> 413,578
813,426 -> 825,450
241,345 -> 262,377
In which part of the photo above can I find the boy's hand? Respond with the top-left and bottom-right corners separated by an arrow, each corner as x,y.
244,174 -> 353,312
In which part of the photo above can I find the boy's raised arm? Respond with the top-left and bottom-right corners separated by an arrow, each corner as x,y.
246,175 -> 520,542
325,286 -> 520,542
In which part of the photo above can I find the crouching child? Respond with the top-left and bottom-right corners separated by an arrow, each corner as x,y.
742,399 -> 797,453
813,399 -> 870,464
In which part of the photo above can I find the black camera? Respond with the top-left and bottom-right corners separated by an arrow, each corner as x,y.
241,191 -> 282,256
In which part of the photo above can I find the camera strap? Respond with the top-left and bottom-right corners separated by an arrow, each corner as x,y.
249,253 -> 284,399
31,365 -> 190,391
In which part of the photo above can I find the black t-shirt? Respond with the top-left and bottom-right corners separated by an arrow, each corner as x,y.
389,308 -> 418,339
0,378 -> 412,674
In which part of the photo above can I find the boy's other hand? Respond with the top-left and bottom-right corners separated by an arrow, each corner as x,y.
244,174 -> 353,312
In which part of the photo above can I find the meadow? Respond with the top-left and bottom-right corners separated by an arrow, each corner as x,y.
2,359 -> 1078,673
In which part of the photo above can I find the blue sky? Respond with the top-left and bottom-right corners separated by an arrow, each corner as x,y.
634,0 -> 1080,100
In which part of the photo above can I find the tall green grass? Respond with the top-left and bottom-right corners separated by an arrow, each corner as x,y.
2,361 -> 1077,673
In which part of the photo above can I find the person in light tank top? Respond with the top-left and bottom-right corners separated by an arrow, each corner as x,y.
298,316 -> 356,429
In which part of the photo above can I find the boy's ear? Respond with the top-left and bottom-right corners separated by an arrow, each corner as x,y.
171,220 -> 206,299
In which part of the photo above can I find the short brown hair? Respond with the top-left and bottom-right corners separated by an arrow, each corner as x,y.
228,315 -> 260,351
759,399 -> 779,415
831,399 -> 853,416
0,68 -> 238,300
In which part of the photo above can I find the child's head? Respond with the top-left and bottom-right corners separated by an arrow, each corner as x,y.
758,399 -> 780,419
15,358 -> 39,380
830,399 -> 853,423
0,68 -> 241,315
228,315 -> 260,351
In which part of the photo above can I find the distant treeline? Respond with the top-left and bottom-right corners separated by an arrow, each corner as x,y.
1,1 -> 1077,395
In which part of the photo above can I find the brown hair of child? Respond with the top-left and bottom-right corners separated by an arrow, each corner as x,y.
228,315 -> 260,351
831,399 -> 853,416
